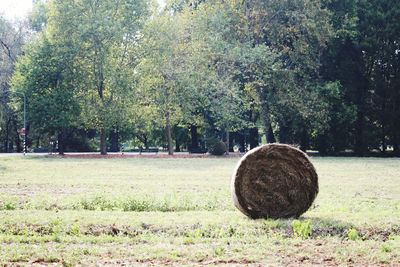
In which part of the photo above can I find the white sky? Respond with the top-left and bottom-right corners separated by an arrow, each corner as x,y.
0,0 -> 32,20
157,0 -> 165,9
0,0 -> 165,20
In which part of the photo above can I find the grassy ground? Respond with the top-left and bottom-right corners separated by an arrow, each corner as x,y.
0,156 -> 399,266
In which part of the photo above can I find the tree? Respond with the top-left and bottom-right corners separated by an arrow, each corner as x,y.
47,0 -> 149,154
135,13 -> 187,155
11,33 -> 80,155
30,0 -> 49,32
0,16 -> 29,152
321,0 -> 400,155
177,0 -> 333,151
358,0 -> 400,155
143,3 -> 252,153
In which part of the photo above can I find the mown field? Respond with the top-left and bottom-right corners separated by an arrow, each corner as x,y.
0,156 -> 399,266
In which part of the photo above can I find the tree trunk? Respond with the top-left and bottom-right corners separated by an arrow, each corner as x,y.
175,132 -> 181,152
278,124 -> 288,144
100,128 -> 107,155
36,137 -> 40,148
249,127 -> 259,149
110,130 -> 119,152
258,88 -> 276,144
57,131 -> 65,155
261,118 -> 271,143
165,111 -> 173,155
228,132 -> 235,152
394,142 -> 400,157
14,126 -> 21,152
300,129 -> 309,152
381,123 -> 386,153
225,131 -> 230,155
190,124 -> 199,150
354,111 -> 366,156
4,118 -> 10,152
317,134 -> 328,156
236,131 -> 245,152
392,128 -> 400,157
143,135 -> 149,149
267,122 -> 276,143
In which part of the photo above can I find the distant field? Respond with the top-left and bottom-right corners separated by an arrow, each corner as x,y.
0,156 -> 399,266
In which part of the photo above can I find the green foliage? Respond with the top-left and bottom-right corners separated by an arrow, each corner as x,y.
30,0 -> 49,32
11,33 -> 81,154
214,246 -> 226,257
66,193 -> 224,212
347,228 -> 360,241
381,244 -> 392,253
320,0 -> 400,155
0,195 -> 18,210
207,140 -> 227,156
3,0 -> 400,155
292,220 -> 313,239
3,201 -> 17,211
0,16 -> 29,153
13,0 -> 151,154
69,221 -> 81,236
50,218 -> 64,242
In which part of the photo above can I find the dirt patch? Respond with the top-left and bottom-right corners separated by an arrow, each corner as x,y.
0,184 -> 87,196
3,222 -> 397,242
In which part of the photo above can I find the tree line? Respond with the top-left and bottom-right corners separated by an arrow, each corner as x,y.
0,0 -> 399,156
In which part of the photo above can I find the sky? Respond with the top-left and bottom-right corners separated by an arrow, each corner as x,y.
0,0 -> 32,20
0,0 -> 165,20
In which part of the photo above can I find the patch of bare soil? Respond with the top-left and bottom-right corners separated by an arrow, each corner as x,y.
91,258 -> 259,267
4,222 -> 398,242
0,184 -> 86,196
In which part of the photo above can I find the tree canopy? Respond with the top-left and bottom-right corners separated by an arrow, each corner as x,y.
1,0 -> 398,156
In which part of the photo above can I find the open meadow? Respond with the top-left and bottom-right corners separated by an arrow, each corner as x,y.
0,156 -> 399,266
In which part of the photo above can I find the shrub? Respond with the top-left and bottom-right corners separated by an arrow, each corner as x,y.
4,201 -> 17,210
347,228 -> 360,241
208,140 -> 227,156
69,222 -> 81,236
292,220 -> 313,239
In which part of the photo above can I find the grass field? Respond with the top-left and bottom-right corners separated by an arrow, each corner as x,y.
0,156 -> 399,266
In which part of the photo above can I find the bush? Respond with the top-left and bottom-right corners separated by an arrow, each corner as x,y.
347,228 -> 360,241
292,220 -> 313,239
208,140 -> 227,156
4,201 -> 17,210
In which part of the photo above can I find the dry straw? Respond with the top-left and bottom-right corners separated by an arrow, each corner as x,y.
231,144 -> 318,219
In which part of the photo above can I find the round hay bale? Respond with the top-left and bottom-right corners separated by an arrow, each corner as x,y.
231,144 -> 318,219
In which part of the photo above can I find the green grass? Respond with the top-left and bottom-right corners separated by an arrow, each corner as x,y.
0,156 -> 399,265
